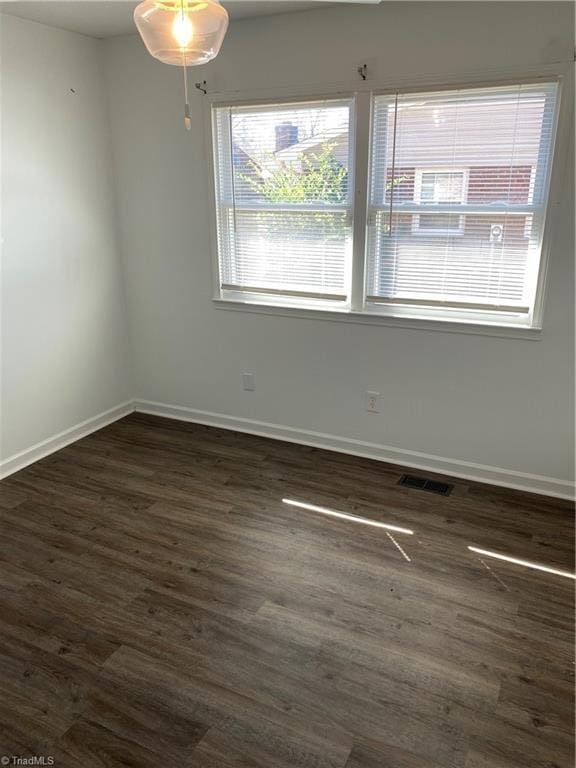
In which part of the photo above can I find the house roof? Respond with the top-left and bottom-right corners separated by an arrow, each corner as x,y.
274,125 -> 348,162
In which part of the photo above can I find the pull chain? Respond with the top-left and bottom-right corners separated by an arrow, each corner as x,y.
179,0 -> 191,130
182,58 -> 191,130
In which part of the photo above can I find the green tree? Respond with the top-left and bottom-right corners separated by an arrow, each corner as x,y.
243,142 -> 347,204
240,143 -> 406,239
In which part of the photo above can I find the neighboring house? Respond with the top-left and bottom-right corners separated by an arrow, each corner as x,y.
233,120 -> 350,203
274,99 -> 538,247
382,164 -> 532,241
274,124 -> 349,169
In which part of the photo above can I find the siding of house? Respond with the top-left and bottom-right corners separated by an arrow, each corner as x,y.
379,165 -> 534,246
468,166 -> 532,204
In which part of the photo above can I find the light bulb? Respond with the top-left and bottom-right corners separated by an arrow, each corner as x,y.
134,0 -> 228,66
172,12 -> 193,49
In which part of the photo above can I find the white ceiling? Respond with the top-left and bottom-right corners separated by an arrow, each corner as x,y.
0,1 -> 339,38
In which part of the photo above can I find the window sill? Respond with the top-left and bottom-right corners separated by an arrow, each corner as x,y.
212,297 -> 543,340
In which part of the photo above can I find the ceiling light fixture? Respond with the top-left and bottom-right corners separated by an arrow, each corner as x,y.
134,0 -> 228,128
133,0 -> 382,129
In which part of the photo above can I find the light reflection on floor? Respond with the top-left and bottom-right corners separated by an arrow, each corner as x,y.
476,556 -> 510,590
385,531 -> 412,562
282,498 -> 414,535
282,497 -> 576,580
467,545 -> 576,580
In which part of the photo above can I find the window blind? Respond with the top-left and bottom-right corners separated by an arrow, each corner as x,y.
213,99 -> 354,302
366,83 -> 558,316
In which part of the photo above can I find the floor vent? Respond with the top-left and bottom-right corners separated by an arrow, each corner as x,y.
398,474 -> 453,496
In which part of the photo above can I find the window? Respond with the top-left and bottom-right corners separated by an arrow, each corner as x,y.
366,83 -> 559,322
413,168 -> 468,235
213,99 -> 353,306
211,81 -> 559,329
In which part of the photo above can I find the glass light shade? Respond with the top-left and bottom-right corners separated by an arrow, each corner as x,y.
134,0 -> 229,66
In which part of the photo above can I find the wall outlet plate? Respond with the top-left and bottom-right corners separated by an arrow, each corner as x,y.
242,372 -> 255,391
366,390 -> 381,413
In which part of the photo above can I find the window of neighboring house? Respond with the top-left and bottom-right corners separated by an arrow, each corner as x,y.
211,80 -> 560,329
413,168 -> 468,235
212,99 -> 353,307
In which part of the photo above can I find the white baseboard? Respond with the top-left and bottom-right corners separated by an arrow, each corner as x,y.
134,399 -> 575,501
2,397 -> 572,501
0,401 -> 135,479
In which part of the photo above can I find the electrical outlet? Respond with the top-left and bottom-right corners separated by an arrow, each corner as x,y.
366,391 -> 381,414
242,372 -> 255,391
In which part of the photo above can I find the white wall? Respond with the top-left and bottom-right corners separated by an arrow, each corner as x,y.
66,2 -> 576,496
0,15 -> 133,468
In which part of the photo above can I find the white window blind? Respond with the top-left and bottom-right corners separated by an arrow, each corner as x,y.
366,83 -> 558,318
213,98 -> 354,303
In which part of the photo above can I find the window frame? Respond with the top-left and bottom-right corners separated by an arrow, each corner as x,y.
205,71 -> 567,338
212,97 -> 356,307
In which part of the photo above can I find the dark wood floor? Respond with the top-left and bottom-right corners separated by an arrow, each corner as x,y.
0,413 -> 573,767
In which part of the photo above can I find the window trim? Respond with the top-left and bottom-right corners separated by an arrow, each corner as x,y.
205,69 -> 567,336
212,296 -> 543,340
